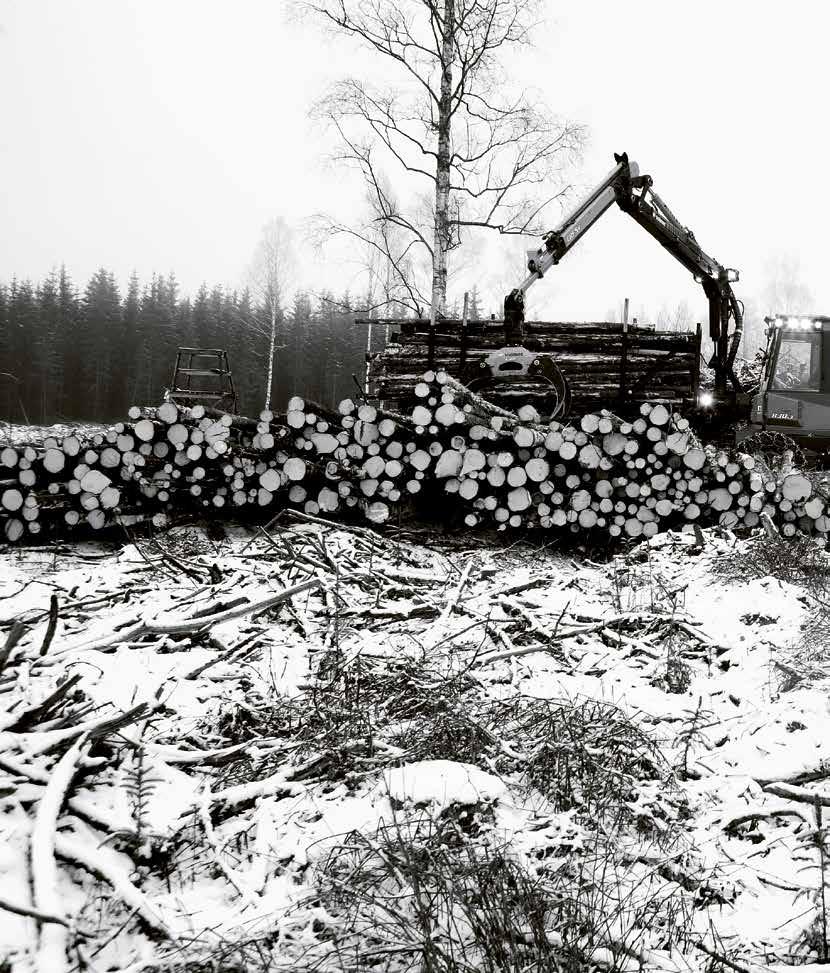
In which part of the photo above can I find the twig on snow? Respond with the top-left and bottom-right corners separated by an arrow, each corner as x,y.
438,558 -> 475,623
183,631 -> 264,681
694,940 -> 771,973
198,785 -> 259,906
0,891 -> 71,927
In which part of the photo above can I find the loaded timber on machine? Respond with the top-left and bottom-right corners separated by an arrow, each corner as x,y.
367,151 -> 744,421
370,317 -> 701,418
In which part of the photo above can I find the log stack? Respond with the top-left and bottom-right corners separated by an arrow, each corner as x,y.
2,374 -> 829,545
369,319 -> 700,416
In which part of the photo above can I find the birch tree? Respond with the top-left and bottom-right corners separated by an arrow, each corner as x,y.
309,0 -> 584,316
247,218 -> 295,411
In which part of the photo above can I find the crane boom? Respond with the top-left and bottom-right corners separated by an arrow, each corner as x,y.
504,152 -> 743,394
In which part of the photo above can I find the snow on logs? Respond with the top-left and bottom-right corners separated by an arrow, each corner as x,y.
1,380 -> 830,544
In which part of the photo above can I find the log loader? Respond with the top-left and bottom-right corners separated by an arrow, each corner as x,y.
503,151 -> 743,400
368,151 -> 830,460
369,151 -> 745,423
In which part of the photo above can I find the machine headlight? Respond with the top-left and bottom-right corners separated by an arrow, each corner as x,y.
699,392 -> 714,408
775,316 -> 819,330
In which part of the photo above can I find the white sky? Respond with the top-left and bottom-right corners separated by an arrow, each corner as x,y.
1,0 -> 829,325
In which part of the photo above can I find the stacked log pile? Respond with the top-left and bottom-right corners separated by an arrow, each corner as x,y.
1,372 -> 828,544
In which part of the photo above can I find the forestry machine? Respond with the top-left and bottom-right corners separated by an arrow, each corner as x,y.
371,152 -> 830,460
503,151 -> 744,403
370,151 -> 747,425
738,315 -> 830,461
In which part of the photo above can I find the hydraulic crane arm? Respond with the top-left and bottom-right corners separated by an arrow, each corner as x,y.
504,152 -> 743,394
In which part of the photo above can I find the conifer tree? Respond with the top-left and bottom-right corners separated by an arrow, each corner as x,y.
59,270 -> 86,418
0,268 -> 388,420
0,282 -> 11,422
35,272 -> 62,422
122,272 -> 141,408
191,284 -> 211,348
7,280 -> 38,422
81,268 -> 121,418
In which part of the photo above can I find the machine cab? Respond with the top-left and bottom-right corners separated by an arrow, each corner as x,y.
747,315 -> 830,454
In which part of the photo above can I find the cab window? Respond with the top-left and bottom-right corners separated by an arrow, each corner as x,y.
772,334 -> 822,391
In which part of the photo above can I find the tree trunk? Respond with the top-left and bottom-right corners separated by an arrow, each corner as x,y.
431,0 -> 454,318
264,300 -> 277,411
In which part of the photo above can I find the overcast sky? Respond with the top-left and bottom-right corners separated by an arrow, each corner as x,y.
1,0 -> 829,325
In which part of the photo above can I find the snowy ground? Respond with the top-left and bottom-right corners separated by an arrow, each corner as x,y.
0,519 -> 828,971
1,422 -> 110,447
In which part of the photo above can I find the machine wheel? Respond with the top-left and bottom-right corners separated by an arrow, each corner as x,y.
737,431 -> 806,473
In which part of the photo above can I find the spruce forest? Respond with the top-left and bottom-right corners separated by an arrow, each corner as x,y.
0,267 -> 387,424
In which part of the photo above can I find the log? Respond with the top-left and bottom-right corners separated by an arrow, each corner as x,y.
2,369 -> 828,546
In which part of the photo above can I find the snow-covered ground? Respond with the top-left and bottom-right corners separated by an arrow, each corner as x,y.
0,521 -> 828,971
1,421 -> 110,447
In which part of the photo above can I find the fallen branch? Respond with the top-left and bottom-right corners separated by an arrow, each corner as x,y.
183,632 -> 264,681
52,618 -> 146,658
32,734 -> 89,973
6,702 -> 154,756
0,891 -> 70,927
119,737 -> 254,767
762,781 -> 830,806
204,767 -> 302,814
4,673 -> 83,732
723,807 -> 809,830
755,765 -> 830,787
38,594 -> 59,657
144,577 -> 321,635
694,940 -> 771,973
474,621 -> 607,666
438,558 -> 475,623
55,831 -> 175,940
472,609 -> 728,667
198,785 -> 259,906
0,752 -> 141,834
0,619 -> 26,674
150,538 -> 206,582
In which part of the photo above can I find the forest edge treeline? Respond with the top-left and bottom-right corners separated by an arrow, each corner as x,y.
0,267 -> 393,424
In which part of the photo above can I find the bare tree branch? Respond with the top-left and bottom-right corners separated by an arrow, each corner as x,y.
306,0 -> 586,314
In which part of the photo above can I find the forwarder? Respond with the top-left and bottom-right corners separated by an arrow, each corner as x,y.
369,152 -> 747,426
